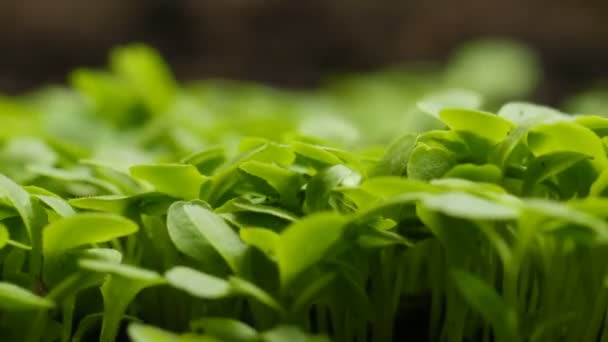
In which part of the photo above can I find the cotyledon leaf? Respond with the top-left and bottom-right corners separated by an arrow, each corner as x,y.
524,151 -> 591,187
190,318 -> 258,342
167,200 -> 249,273
527,122 -> 608,169
43,213 -> 138,257
373,133 -> 418,176
240,228 -> 280,257
576,115 -> 608,137
237,138 -> 295,167
166,266 -> 283,313
128,323 -> 221,342
69,192 -> 174,215
35,195 -> 76,218
69,195 -> 135,213
128,324 -> 181,342
276,212 -> 347,288
443,163 -> 503,183
0,173 -> 40,239
498,102 -> 569,127
438,108 -> 515,143
130,163 -> 208,200
421,192 -> 520,220
407,144 -> 456,181
28,165 -> 122,194
180,146 -> 227,175
216,197 -> 299,222
0,282 -> 55,311
523,199 -> 608,240
166,266 -> 232,299
25,186 -> 76,217
290,141 -> 343,165
358,176 -> 439,199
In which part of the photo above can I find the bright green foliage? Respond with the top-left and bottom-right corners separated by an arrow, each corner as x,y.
1,40 -> 608,342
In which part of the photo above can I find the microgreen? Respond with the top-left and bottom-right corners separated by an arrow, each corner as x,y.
1,40 -> 607,342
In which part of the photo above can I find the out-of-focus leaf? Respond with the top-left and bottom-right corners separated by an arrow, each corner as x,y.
439,108 -> 514,143
276,213 -> 346,288
0,282 -> 55,311
130,164 -> 208,200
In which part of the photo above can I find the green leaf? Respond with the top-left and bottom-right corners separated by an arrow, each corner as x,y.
191,318 -> 258,342
290,272 -> 337,314
438,108 -> 514,143
373,133 -> 418,176
166,266 -> 282,312
357,227 -> 413,248
216,197 -> 299,222
421,192 -> 520,220
129,324 -> 219,342
276,213 -> 347,288
128,323 -> 180,342
305,165 -> 358,213
79,260 -> 163,283
527,122 -> 608,169
451,270 -> 520,340
130,164 -> 208,200
498,102 -> 568,127
79,261 -> 164,342
407,144 -> 456,181
417,130 -> 469,160
166,266 -> 232,299
240,228 -> 279,257
29,165 -> 122,195
261,325 -> 330,342
239,160 -> 302,209
291,141 -> 343,165
359,176 -> 438,199
181,146 -> 227,175
0,173 -> 41,240
33,194 -> 76,217
110,44 -> 177,114
417,89 -> 483,117
69,194 -> 135,214
445,39 -> 539,100
523,199 -> 608,240
43,213 -> 138,257
167,201 -> 249,273
591,169 -> 608,196
524,152 -> 591,186
237,138 -> 296,167
575,115 -> 608,137
69,192 -> 173,215
443,163 -> 502,183
0,224 -> 8,249
229,277 -> 284,313
0,282 -> 54,311
70,69 -> 138,126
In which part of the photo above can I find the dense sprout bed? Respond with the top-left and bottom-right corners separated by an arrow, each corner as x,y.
1,41 -> 608,342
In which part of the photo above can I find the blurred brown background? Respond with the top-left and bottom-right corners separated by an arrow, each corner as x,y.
1,0 -> 608,104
